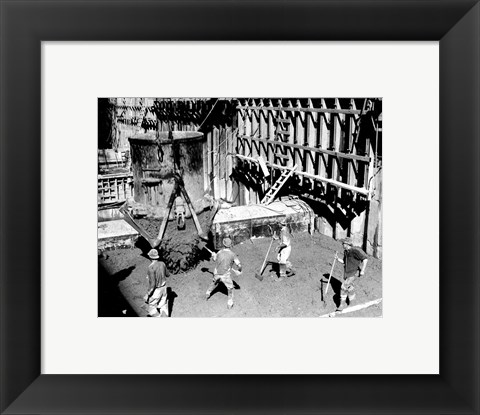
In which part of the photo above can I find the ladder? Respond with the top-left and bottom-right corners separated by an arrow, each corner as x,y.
260,164 -> 298,205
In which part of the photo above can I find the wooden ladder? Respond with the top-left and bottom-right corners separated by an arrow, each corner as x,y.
260,164 -> 298,205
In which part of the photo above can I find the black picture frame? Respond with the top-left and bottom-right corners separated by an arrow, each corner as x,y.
1,1 -> 479,414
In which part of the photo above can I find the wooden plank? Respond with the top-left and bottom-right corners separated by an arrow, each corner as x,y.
226,127 -> 233,201
347,99 -> 357,188
267,100 -> 275,165
203,134 -> 208,192
218,127 -> 226,182
286,100 -> 295,170
306,99 -> 316,187
332,98 -> 342,182
237,104 -> 248,205
251,107 -> 259,159
319,98 -> 330,178
238,135 -> 371,163
235,154 -> 370,196
207,130 -> 213,193
219,128 -> 227,200
295,99 -> 305,184
237,105 -> 362,115
258,101 -> 269,197
213,127 -> 220,199
275,99 -> 287,167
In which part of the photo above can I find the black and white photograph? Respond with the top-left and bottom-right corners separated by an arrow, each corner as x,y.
98,97 -> 382,317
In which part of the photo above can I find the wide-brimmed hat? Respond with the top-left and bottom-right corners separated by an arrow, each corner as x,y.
223,237 -> 232,248
279,219 -> 287,226
148,249 -> 159,260
341,237 -> 353,246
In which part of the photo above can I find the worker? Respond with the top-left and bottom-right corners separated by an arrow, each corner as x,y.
144,248 -> 170,317
274,219 -> 294,280
174,196 -> 186,230
205,237 -> 242,309
335,237 -> 368,310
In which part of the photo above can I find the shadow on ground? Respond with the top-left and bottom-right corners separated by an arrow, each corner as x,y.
98,262 -> 138,317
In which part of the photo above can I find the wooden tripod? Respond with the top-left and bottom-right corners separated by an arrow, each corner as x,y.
152,173 -> 207,248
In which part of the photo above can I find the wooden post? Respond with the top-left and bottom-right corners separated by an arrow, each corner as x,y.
236,104 -> 246,206
286,99 -> 295,170
245,99 -> 256,204
259,99 -> 268,196
267,99 -> 275,165
295,99 -> 305,186
319,98 -> 330,179
206,129 -> 213,194
332,98 -> 343,182
213,127 -> 220,199
203,130 -> 208,192
320,99 -> 333,237
306,99 -> 316,190
334,99 -> 348,241
226,126 -> 233,202
219,127 -> 227,200
347,99 -> 357,188
348,98 -> 366,247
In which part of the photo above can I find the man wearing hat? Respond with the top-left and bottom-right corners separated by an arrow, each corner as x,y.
273,219 -> 294,280
144,248 -> 170,317
205,237 -> 242,309
335,237 -> 368,310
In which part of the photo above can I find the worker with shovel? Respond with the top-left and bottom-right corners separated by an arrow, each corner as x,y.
205,237 -> 242,309
274,220 -> 294,280
144,248 -> 170,317
335,237 -> 368,311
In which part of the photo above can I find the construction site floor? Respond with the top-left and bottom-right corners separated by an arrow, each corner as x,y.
98,232 -> 383,318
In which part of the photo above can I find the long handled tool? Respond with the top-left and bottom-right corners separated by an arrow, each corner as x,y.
197,240 -> 216,257
325,251 -> 338,295
254,235 -> 275,281
198,240 -> 241,278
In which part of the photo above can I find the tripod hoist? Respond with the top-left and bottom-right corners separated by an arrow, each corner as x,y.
151,130 -> 208,247
120,129 -> 208,249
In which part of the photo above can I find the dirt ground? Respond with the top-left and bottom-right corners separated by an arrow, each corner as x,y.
98,227 -> 383,318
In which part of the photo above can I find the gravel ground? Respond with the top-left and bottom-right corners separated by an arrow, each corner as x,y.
99,231 -> 382,318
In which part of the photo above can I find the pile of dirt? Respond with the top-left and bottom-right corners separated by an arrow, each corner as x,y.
137,209 -> 214,274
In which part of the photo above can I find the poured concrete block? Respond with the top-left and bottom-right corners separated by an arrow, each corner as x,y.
212,199 -> 314,249
97,219 -> 139,251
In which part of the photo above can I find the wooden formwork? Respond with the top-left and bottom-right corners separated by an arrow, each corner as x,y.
151,97 -> 382,258
233,98 -> 382,258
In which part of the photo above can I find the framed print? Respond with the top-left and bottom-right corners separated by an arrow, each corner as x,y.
1,0 -> 479,414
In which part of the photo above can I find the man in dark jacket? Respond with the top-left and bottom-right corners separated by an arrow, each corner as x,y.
144,248 -> 170,317
335,237 -> 368,311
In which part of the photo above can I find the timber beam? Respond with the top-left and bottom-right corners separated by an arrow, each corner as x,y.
237,105 -> 362,115
238,135 -> 371,163
234,154 -> 370,197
